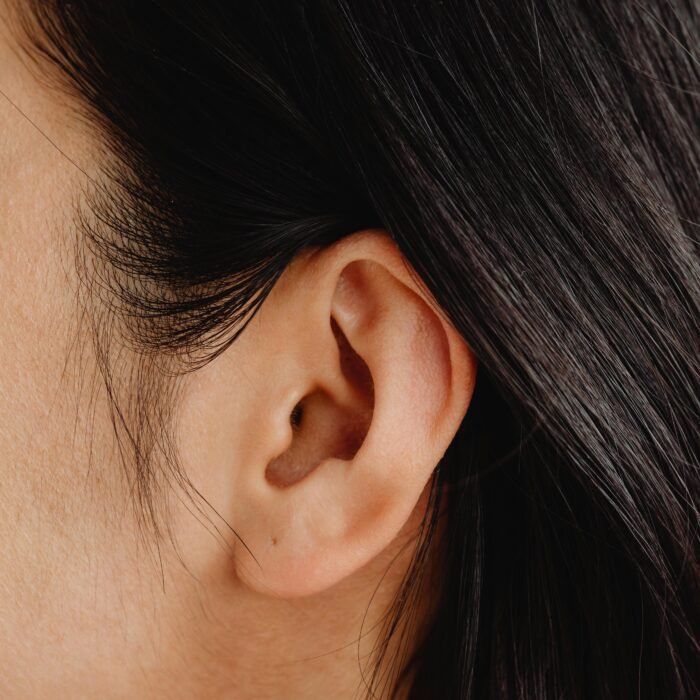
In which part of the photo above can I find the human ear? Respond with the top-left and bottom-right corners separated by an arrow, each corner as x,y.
178,230 -> 477,598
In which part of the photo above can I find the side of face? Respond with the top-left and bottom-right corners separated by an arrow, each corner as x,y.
0,8 -> 476,697
0,15 -> 160,695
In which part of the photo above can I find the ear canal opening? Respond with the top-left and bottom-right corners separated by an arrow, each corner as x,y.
265,318 -> 374,489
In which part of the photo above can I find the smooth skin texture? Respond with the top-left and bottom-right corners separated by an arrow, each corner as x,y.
0,12 -> 476,699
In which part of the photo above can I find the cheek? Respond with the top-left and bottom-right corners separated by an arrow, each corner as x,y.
173,344 -> 251,545
0,131 -> 79,474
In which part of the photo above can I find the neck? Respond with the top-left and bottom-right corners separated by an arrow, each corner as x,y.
0,478 -> 439,699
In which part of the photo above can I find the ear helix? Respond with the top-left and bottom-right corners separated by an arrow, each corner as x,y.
231,237 -> 476,598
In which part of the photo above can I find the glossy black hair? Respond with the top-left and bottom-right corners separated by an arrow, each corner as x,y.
15,1 -> 700,697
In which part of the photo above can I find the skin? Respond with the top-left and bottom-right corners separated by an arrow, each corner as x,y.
0,9 -> 475,699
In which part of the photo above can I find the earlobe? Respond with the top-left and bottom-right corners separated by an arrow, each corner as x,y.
226,231 -> 477,598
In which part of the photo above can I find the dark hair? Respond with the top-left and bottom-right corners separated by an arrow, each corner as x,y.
14,1 -> 700,697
